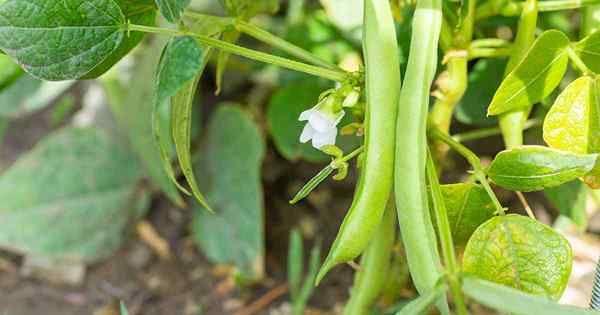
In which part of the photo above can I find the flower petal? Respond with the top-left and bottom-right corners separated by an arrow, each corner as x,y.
309,111 -> 336,132
300,123 -> 315,143
299,109 -> 314,121
312,127 -> 337,149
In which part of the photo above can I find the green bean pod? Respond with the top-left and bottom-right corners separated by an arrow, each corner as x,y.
343,203 -> 396,315
315,0 -> 400,284
498,0 -> 538,149
394,0 -> 448,312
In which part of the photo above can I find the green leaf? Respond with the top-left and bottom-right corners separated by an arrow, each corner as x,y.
0,127 -> 141,262
192,106 -> 265,280
487,145 -> 598,192
154,36 -> 210,209
219,0 -> 279,19
455,59 -> 504,126
463,277 -> 600,315
0,0 -> 126,81
543,75 -> 600,189
82,0 -> 157,79
171,47 -> 212,212
487,30 -> 570,116
396,285 -> 447,315
463,214 -> 572,300
0,54 -> 22,90
544,180 -> 589,232
155,0 -> 189,22
574,30 -> 600,74
0,74 -> 74,118
439,183 -> 496,246
104,36 -> 183,206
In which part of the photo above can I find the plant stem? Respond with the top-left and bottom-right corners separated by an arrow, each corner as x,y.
468,47 -> 511,59
426,150 -> 469,315
335,146 -> 365,164
470,38 -> 512,48
127,24 -> 349,82
428,128 -> 505,215
452,119 -> 541,142
567,46 -> 596,75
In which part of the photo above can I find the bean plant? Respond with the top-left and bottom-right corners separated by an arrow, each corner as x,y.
1,0 -> 600,314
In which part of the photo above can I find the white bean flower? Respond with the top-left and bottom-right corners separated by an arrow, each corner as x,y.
299,97 -> 345,149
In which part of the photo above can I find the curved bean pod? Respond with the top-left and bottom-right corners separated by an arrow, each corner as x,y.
315,0 -> 400,284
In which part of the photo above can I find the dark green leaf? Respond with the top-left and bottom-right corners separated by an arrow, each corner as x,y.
155,0 -> 189,22
545,180 -> 589,232
82,0 -> 157,79
463,215 -> 572,300
0,0 -> 126,80
455,59 -> 504,126
439,183 -> 496,246
0,127 -> 141,262
154,36 -> 209,209
463,277 -> 600,315
487,30 -> 570,116
575,30 -> 600,74
192,106 -> 265,280
487,145 -> 598,191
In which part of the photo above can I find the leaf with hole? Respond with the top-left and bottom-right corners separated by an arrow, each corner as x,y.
543,75 -> 600,189
463,214 -> 572,300
487,30 -> 570,116
0,0 -> 127,81
487,145 -> 598,191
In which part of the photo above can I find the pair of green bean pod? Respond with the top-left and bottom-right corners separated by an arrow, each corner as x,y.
317,0 -> 448,313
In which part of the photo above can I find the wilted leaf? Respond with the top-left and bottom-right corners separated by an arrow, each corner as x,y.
155,0 -> 189,22
487,30 -> 570,116
463,215 -> 572,300
574,30 -> 600,74
487,145 -> 598,191
192,106 -> 265,280
0,127 -> 141,262
82,0 -> 157,79
455,59 -> 504,126
544,180 -> 588,232
439,183 -> 496,246
543,76 -> 600,188
0,0 -> 126,80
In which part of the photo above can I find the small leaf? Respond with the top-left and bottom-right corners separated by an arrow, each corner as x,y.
463,277 -> 599,315
463,215 -> 572,300
543,75 -> 600,189
192,106 -> 265,280
0,127 -> 141,262
82,0 -> 157,79
171,47 -> 212,212
0,0 -> 127,80
544,180 -> 589,232
439,183 -> 496,246
289,165 -> 334,204
574,30 -> 600,74
155,0 -> 189,22
487,30 -> 570,116
487,145 -> 598,192
153,36 -> 209,209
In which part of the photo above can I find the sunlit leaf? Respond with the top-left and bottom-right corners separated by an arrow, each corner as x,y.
463,215 -> 572,300
574,30 -> 600,74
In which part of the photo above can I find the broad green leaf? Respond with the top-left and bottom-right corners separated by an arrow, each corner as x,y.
439,183 -> 496,246
0,127 -> 141,262
154,36 -> 210,209
155,0 -> 189,22
0,54 -> 22,89
543,76 -> 600,188
463,214 -> 572,300
192,106 -> 265,280
82,0 -> 157,79
487,30 -> 570,116
396,285 -> 447,315
0,0 -> 126,81
545,180 -> 589,232
0,74 -> 74,118
487,145 -> 598,191
219,0 -> 279,19
574,30 -> 600,74
171,47 -> 212,212
463,277 -> 600,315
104,37 -> 183,206
455,59 -> 504,126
